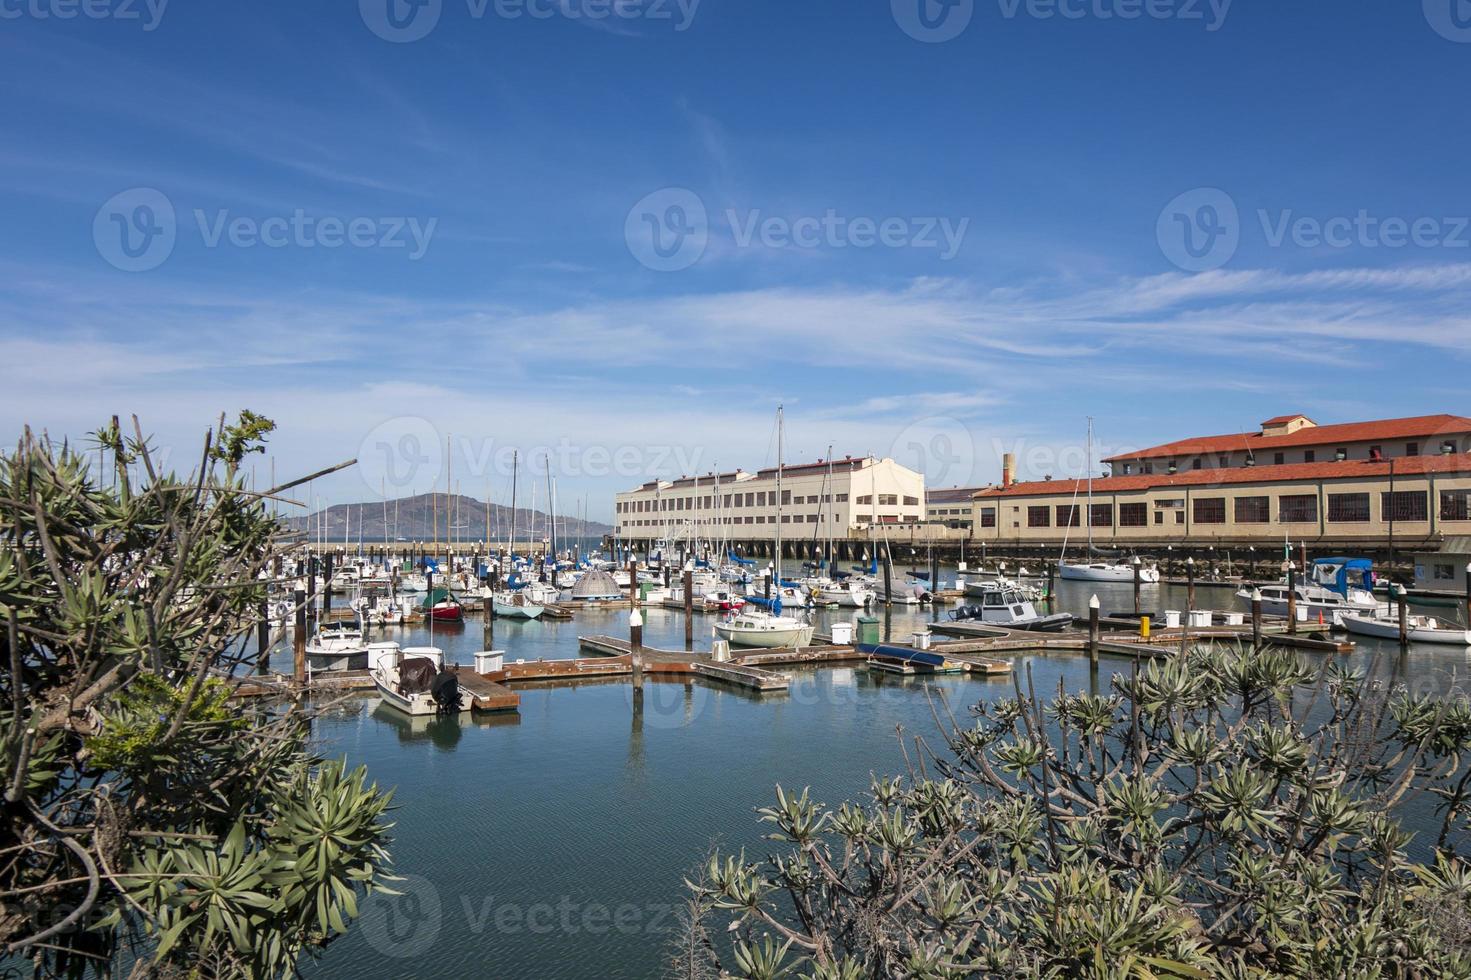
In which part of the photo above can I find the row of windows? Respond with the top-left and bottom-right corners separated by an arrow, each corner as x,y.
1122,440 -> 1459,476
617,491 -> 854,513
620,513 -> 923,529
1016,490 -> 1459,528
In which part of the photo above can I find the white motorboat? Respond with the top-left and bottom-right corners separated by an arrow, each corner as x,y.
1340,611 -> 1471,646
370,645 -> 473,716
493,591 -> 545,620
713,610 -> 815,649
305,624 -> 369,672
819,581 -> 875,608
1059,561 -> 1161,584
951,587 -> 1072,632
1237,583 -> 1383,627
352,594 -> 412,627
397,572 -> 429,593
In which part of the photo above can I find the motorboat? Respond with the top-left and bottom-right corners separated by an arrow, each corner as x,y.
1237,583 -> 1382,626
305,624 -> 369,671
352,594 -> 412,627
819,580 -> 875,608
397,572 -> 429,593
1340,611 -> 1471,646
713,610 -> 814,649
370,645 -> 472,716
951,587 -> 1072,632
493,591 -> 545,620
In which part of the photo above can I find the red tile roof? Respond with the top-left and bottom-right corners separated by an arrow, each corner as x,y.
1102,414 -> 1471,463
976,451 -> 1471,499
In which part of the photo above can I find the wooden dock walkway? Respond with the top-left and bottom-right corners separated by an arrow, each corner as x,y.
227,665 -> 520,711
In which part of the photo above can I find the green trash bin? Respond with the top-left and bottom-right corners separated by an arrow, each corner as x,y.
856,615 -> 881,647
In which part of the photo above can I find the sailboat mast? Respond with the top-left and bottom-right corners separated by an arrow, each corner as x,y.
509,451 -> 518,561
1086,416 -> 1094,553
775,406 -> 783,582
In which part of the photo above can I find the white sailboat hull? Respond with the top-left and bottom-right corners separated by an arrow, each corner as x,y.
713,619 -> 815,649
1058,562 -> 1160,583
1340,612 -> 1471,646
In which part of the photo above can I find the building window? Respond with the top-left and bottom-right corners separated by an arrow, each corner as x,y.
1370,445 -> 1383,460
1235,496 -> 1270,524
1056,505 -> 1081,527
1122,464 -> 1132,475
1407,442 -> 1419,457
744,493 -> 754,507
980,508 -> 996,528
1381,490 -> 1428,522
1218,454 -> 1229,467
1443,490 -> 1471,521
1274,452 -> 1285,465
836,493 -> 848,502
1119,503 -> 1147,527
1304,451 -> 1315,463
1435,563 -> 1457,581
1143,462 -> 1154,474
856,495 -> 871,505
756,516 -> 766,524
1192,458 -> 1202,470
1028,506 -> 1050,528
1194,498 -> 1226,525
1280,494 -> 1318,523
879,494 -> 898,506
1335,447 -> 1348,461
1327,493 -> 1371,523
1447,441 -> 1460,454
1090,503 -> 1112,527
1153,511 -> 1164,525
807,514 -> 819,523
903,495 -> 919,506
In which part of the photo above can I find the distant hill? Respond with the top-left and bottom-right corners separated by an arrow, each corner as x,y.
283,493 -> 610,542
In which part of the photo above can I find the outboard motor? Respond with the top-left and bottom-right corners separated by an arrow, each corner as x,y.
430,670 -> 462,715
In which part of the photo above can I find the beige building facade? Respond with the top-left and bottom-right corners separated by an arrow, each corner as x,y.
614,456 -> 925,546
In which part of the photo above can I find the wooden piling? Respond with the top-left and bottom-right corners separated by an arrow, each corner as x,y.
882,553 -> 893,609
1251,591 -> 1263,647
1186,556 -> 1196,613
256,598 -> 270,674
292,588 -> 306,685
628,560 -> 639,605
1088,596 -> 1100,663
1132,557 -> 1142,616
1286,565 -> 1297,635
683,570 -> 694,651
1397,587 -> 1409,649
483,593 -> 494,650
323,553 -> 334,616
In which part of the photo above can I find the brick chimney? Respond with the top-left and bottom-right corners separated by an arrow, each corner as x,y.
1002,452 -> 1016,488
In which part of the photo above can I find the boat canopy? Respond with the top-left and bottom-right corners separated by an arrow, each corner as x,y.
744,595 -> 784,615
727,553 -> 756,567
1310,558 -> 1375,596
420,587 -> 454,608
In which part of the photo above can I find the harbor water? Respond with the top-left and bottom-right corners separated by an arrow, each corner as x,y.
296,571 -> 1471,979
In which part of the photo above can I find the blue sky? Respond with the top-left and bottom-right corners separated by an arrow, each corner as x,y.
2,0 -> 1469,519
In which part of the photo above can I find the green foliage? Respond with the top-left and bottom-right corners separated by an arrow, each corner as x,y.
681,646 -> 1471,978
0,416 -> 394,978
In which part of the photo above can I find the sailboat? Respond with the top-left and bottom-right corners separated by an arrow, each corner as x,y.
1058,418 -> 1160,584
714,406 -> 815,649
